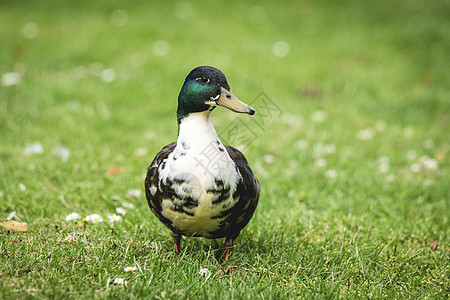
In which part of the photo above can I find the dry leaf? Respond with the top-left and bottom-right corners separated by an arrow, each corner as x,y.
107,167 -> 124,178
429,240 -> 439,251
0,221 -> 28,232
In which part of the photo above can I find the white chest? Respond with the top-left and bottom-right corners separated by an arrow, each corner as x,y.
155,112 -> 242,237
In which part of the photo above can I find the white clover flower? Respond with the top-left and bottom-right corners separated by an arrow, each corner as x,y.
85,214 -> 103,223
52,146 -> 70,162
313,143 -> 336,158
385,174 -> 395,182
18,183 -> 27,191
295,139 -> 308,150
406,150 -> 417,161
2,72 -> 22,86
324,144 -> 336,155
100,68 -> 116,83
113,278 -> 127,286
153,40 -> 170,56
7,211 -> 16,221
410,163 -> 421,173
423,139 -> 434,149
22,23 -> 39,39
111,10 -> 129,27
378,163 -> 389,173
23,143 -> 44,155
375,120 -> 387,132
423,179 -> 433,187
65,212 -> 81,221
324,169 -> 337,179
272,41 -> 290,57
124,266 -> 137,272
199,268 -> 211,279
419,156 -> 438,172
404,127 -> 414,139
314,158 -> 327,168
311,110 -> 328,123
356,129 -> 374,141
135,147 -> 148,157
115,207 -> 126,215
122,202 -> 135,209
378,156 -> 390,173
264,154 -> 275,164
108,214 -> 122,222
127,189 -> 141,198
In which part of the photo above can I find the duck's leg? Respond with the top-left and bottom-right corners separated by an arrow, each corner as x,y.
223,234 -> 239,260
173,232 -> 181,255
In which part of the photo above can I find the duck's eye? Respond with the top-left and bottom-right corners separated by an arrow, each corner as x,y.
195,77 -> 210,83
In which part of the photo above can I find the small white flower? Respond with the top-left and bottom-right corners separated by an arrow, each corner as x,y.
23,143 -> 44,155
311,110 -> 328,123
423,179 -> 433,187
65,212 -> 81,221
385,174 -> 395,182
404,127 -> 414,139
324,144 -> 336,155
18,183 -> 27,191
375,120 -> 387,132
295,139 -> 308,150
111,10 -> 129,27
122,202 -> 135,209
113,278 -> 127,286
107,214 -> 122,222
135,147 -> 147,157
406,150 -> 417,161
101,69 -> 116,83
324,169 -> 337,179
378,156 -> 390,173
127,189 -> 141,198
313,143 -> 336,158
272,41 -> 290,57
410,163 -> 421,173
378,163 -> 389,173
264,154 -> 275,164
423,139 -> 434,149
2,72 -> 22,86
52,146 -> 70,162
115,207 -> 126,215
419,156 -> 438,172
356,129 -> 374,141
22,23 -> 39,39
314,158 -> 327,168
153,40 -> 170,56
85,214 -> 103,223
7,211 -> 16,221
124,266 -> 137,272
199,268 -> 211,279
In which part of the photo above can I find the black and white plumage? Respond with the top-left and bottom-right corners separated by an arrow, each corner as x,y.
145,66 -> 260,259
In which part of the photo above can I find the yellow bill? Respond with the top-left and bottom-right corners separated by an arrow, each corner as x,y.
217,87 -> 255,115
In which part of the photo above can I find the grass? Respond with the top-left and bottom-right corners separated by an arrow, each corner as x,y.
0,0 -> 449,298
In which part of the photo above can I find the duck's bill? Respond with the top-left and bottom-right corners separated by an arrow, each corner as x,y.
217,87 -> 255,115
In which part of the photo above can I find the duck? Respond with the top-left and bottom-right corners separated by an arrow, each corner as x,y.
145,66 -> 260,260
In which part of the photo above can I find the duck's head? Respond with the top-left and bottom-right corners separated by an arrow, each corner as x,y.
177,66 -> 255,121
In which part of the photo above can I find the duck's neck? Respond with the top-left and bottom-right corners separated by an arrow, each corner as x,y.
177,111 -> 220,147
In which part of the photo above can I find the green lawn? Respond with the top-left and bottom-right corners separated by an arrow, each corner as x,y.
1,0 -> 449,298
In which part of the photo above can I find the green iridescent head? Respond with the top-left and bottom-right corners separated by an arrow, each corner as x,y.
177,66 -> 255,122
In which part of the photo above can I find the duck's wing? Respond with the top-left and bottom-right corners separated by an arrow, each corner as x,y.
223,145 -> 260,236
145,142 -> 177,229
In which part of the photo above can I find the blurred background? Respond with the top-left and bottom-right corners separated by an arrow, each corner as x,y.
0,1 -> 449,297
